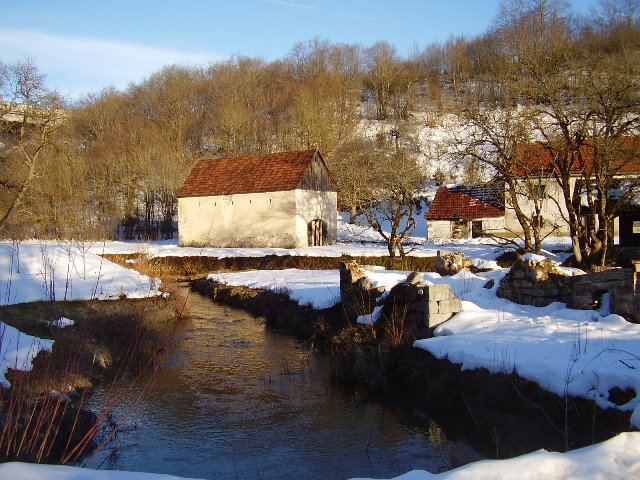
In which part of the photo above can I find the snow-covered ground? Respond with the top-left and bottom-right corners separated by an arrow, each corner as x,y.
86,221 -> 572,266
0,241 -> 162,385
206,261 -> 640,429
1,232 -> 638,479
0,241 -> 161,305
1,430 -> 638,479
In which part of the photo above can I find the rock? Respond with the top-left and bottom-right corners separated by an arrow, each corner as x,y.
339,261 -> 385,321
483,279 -> 495,289
436,250 -> 473,276
406,272 -> 424,285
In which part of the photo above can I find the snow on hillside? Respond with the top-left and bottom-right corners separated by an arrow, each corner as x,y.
355,114 -> 490,183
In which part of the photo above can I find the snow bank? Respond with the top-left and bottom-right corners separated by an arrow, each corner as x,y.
207,269 -> 341,309
1,431 -> 637,480
0,462 -> 200,480
0,241 -> 162,385
0,241 -> 161,305
414,268 -> 640,427
351,431 -> 640,480
0,322 -> 53,386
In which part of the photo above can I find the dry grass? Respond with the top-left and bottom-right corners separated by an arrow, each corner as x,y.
103,253 -> 438,279
0,290 -> 187,464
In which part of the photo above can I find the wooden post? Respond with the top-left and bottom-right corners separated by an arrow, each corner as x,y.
633,260 -> 640,323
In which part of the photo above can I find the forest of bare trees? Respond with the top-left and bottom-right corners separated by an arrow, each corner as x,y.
1,0 -> 638,268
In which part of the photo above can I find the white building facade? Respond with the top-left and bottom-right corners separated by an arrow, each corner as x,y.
177,150 -> 337,248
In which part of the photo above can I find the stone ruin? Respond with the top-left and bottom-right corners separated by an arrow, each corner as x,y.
498,256 -> 640,322
496,255 -> 564,307
435,250 -> 474,276
339,261 -> 462,338
339,261 -> 386,321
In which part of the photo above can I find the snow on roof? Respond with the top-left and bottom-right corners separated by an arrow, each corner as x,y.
425,184 -> 504,220
177,149 -> 334,198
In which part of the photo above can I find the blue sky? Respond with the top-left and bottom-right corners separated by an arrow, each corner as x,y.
2,0 -> 599,100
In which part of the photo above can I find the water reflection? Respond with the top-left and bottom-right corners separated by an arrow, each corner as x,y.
87,289 -> 483,479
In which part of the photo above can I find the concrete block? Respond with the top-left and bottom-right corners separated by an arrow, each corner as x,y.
427,284 -> 453,302
428,312 -> 453,328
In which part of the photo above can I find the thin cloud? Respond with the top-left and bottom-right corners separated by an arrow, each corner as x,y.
264,0 -> 317,11
0,30 -> 223,98
334,12 -> 385,22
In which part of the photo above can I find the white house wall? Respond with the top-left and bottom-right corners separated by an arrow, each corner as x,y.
504,179 -> 571,236
426,217 -> 506,240
482,217 -> 506,234
294,189 -> 338,246
426,220 -> 454,239
178,191 -> 298,248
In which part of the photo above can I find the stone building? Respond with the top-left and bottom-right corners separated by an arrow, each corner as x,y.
425,184 -> 505,240
177,149 -> 337,248
505,140 -> 640,246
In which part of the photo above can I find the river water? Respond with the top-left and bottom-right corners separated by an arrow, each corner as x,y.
87,289 -> 483,479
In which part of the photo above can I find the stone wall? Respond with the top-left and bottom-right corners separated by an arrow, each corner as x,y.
382,273 -> 462,338
498,257 -> 638,322
496,256 -> 565,307
339,261 -> 386,320
435,250 -> 473,276
339,262 -> 462,337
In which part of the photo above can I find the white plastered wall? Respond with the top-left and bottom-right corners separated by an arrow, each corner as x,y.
504,179 -> 571,236
294,189 -> 338,247
178,190 -> 298,247
178,189 -> 338,248
426,217 -> 506,240
426,220 -> 454,239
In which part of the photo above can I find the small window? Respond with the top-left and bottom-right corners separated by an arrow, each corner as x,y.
535,184 -> 547,200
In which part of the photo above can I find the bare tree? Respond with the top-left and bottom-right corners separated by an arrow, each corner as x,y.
451,106 -> 557,253
494,0 -> 640,267
326,137 -> 377,222
356,128 -> 427,258
0,59 -> 64,232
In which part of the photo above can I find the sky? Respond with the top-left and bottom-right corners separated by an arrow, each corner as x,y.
2,0 -> 600,101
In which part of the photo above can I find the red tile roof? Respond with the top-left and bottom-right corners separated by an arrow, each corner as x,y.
177,149 -> 332,197
426,185 -> 504,220
516,137 -> 640,176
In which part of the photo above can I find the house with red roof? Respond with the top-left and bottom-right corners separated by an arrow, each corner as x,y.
177,149 -> 337,248
506,139 -> 640,246
425,184 -> 506,239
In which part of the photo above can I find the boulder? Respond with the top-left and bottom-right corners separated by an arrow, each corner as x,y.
436,250 -> 473,276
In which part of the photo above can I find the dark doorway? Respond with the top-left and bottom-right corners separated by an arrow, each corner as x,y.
308,219 -> 327,246
452,220 -> 470,239
619,212 -> 640,247
471,221 -> 483,238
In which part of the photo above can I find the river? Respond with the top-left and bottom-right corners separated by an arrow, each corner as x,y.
86,288 -> 483,479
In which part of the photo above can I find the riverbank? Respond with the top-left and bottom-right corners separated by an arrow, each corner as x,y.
0,241 -> 186,464
1,237 -> 638,478
192,278 -> 631,458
